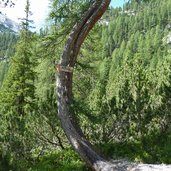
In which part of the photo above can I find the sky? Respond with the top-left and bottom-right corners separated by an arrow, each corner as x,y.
0,0 -> 126,31
111,0 -> 127,8
0,0 -> 50,30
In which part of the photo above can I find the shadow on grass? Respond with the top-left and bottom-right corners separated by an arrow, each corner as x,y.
98,133 -> 171,164
1,132 -> 171,171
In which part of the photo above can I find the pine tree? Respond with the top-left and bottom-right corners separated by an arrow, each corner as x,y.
0,0 -> 37,162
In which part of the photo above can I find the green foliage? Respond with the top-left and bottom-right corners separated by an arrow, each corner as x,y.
0,1 -> 38,167
0,32 -> 17,60
50,0 -> 91,24
98,129 -> 171,164
0,32 -> 17,87
85,0 -> 171,144
28,149 -> 90,171
1,0 -> 171,170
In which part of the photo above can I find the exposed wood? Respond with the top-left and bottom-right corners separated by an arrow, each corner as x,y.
55,64 -> 73,73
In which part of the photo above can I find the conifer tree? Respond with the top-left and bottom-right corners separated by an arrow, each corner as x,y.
0,0 -> 36,162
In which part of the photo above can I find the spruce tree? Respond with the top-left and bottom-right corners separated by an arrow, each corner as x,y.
0,0 -> 36,162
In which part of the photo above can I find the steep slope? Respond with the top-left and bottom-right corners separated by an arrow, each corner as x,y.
0,30 -> 18,87
83,0 -> 171,162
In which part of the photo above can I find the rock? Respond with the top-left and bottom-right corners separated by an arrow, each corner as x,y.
163,33 -> 171,45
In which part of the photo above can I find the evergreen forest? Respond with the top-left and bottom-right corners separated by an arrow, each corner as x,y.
0,0 -> 171,170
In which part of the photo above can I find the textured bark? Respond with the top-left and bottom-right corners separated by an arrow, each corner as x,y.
56,0 -> 171,170
56,1 -> 112,170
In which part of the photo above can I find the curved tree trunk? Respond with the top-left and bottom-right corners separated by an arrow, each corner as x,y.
56,1 -> 111,170
56,0 -> 171,170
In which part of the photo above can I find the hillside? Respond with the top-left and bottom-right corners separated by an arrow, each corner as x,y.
0,31 -> 17,87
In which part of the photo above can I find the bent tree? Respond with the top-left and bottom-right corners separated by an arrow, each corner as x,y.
56,0 -> 114,170
56,1 -> 171,171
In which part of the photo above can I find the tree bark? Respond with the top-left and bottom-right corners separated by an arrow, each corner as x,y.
56,0 -> 171,170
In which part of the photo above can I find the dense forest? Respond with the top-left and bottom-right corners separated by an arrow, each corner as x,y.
0,32 -> 17,87
0,0 -> 171,170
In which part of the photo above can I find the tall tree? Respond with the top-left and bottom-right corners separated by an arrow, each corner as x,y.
56,0 -> 113,170
0,0 -> 36,162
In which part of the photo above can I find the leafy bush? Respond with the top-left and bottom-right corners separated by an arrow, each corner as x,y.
28,148 -> 90,171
